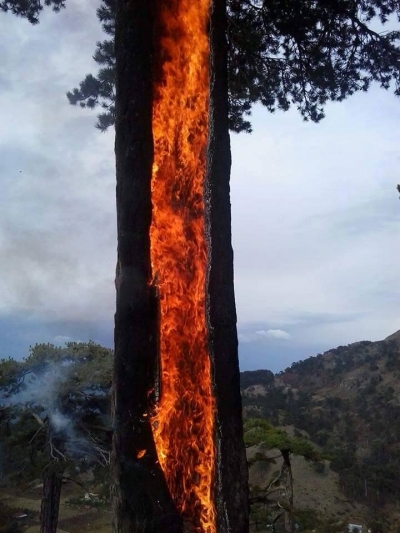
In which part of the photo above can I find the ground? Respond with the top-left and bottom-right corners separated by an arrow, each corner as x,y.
247,444 -> 367,529
0,484 -> 112,533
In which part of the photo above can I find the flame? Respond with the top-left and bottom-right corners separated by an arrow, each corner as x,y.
150,1 -> 215,533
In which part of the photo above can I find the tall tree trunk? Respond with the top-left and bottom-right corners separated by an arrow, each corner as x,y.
113,1 -> 248,532
40,470 -> 62,533
281,450 -> 294,533
113,1 -> 182,532
205,1 -> 249,533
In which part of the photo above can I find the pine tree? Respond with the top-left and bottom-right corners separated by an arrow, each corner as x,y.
244,418 -> 320,533
0,0 -> 65,24
67,0 -> 400,132
0,343 -> 113,533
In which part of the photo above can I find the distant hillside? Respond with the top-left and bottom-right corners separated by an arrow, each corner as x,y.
240,330 -> 400,532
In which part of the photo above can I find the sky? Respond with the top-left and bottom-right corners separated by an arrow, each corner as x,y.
0,1 -> 399,373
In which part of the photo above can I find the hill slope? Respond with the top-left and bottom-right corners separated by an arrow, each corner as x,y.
241,330 -> 400,531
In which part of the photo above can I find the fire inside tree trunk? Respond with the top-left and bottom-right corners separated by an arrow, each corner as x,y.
112,2 -> 182,532
113,1 -> 248,532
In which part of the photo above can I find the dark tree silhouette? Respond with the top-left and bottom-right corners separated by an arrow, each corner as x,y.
206,0 -> 249,532
0,0 -> 65,24
67,0 -> 400,132
0,344 -> 112,533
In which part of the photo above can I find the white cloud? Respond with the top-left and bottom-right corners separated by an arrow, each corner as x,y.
0,5 -> 116,323
231,90 -> 400,349
239,329 -> 291,343
53,335 -> 72,345
0,5 -> 399,365
256,329 -> 292,340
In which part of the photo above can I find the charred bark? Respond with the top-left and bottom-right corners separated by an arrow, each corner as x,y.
205,1 -> 249,533
113,1 -> 182,532
40,470 -> 62,533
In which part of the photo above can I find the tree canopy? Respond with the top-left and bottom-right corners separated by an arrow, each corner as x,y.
0,0 -> 65,24
0,342 -> 112,487
244,417 -> 320,460
3,1 -> 400,132
64,0 -> 400,132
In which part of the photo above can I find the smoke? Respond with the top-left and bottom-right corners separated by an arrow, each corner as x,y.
51,410 -> 72,432
0,361 -> 107,462
5,361 -> 70,406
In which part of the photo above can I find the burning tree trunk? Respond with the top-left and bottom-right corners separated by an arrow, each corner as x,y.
40,469 -> 63,533
112,2 -> 182,532
113,1 -> 248,532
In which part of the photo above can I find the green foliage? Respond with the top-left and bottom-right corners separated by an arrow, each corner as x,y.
244,418 -> 320,460
0,0 -> 65,24
0,357 -> 22,387
66,0 -> 400,132
23,340 -> 113,389
242,384 -> 287,425
240,369 -> 274,389
0,342 -> 113,488
66,0 -> 115,132
242,335 -> 400,512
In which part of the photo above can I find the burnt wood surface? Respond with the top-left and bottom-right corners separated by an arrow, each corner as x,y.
205,1 -> 250,532
113,1 -> 182,532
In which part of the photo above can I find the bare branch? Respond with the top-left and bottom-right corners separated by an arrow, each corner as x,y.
29,425 -> 44,444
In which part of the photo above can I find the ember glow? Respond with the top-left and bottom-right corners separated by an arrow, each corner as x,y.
150,1 -> 215,532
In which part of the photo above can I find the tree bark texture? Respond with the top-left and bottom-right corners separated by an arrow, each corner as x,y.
281,450 -> 294,533
205,1 -> 250,533
40,471 -> 62,533
113,0 -> 248,532
113,1 -> 182,532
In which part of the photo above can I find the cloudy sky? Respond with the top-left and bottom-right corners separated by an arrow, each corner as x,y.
0,1 -> 399,372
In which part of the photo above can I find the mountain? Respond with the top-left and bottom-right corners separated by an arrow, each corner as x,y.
241,330 -> 400,532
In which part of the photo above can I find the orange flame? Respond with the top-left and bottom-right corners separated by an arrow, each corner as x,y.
150,1 -> 215,533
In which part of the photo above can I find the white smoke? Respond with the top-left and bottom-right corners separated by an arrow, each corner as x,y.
51,411 -> 72,432
7,362 -> 70,408
0,360 -> 110,465
1,362 -> 83,456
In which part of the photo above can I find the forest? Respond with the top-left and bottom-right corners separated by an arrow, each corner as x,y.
1,0 -> 400,532
2,333 -> 400,532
